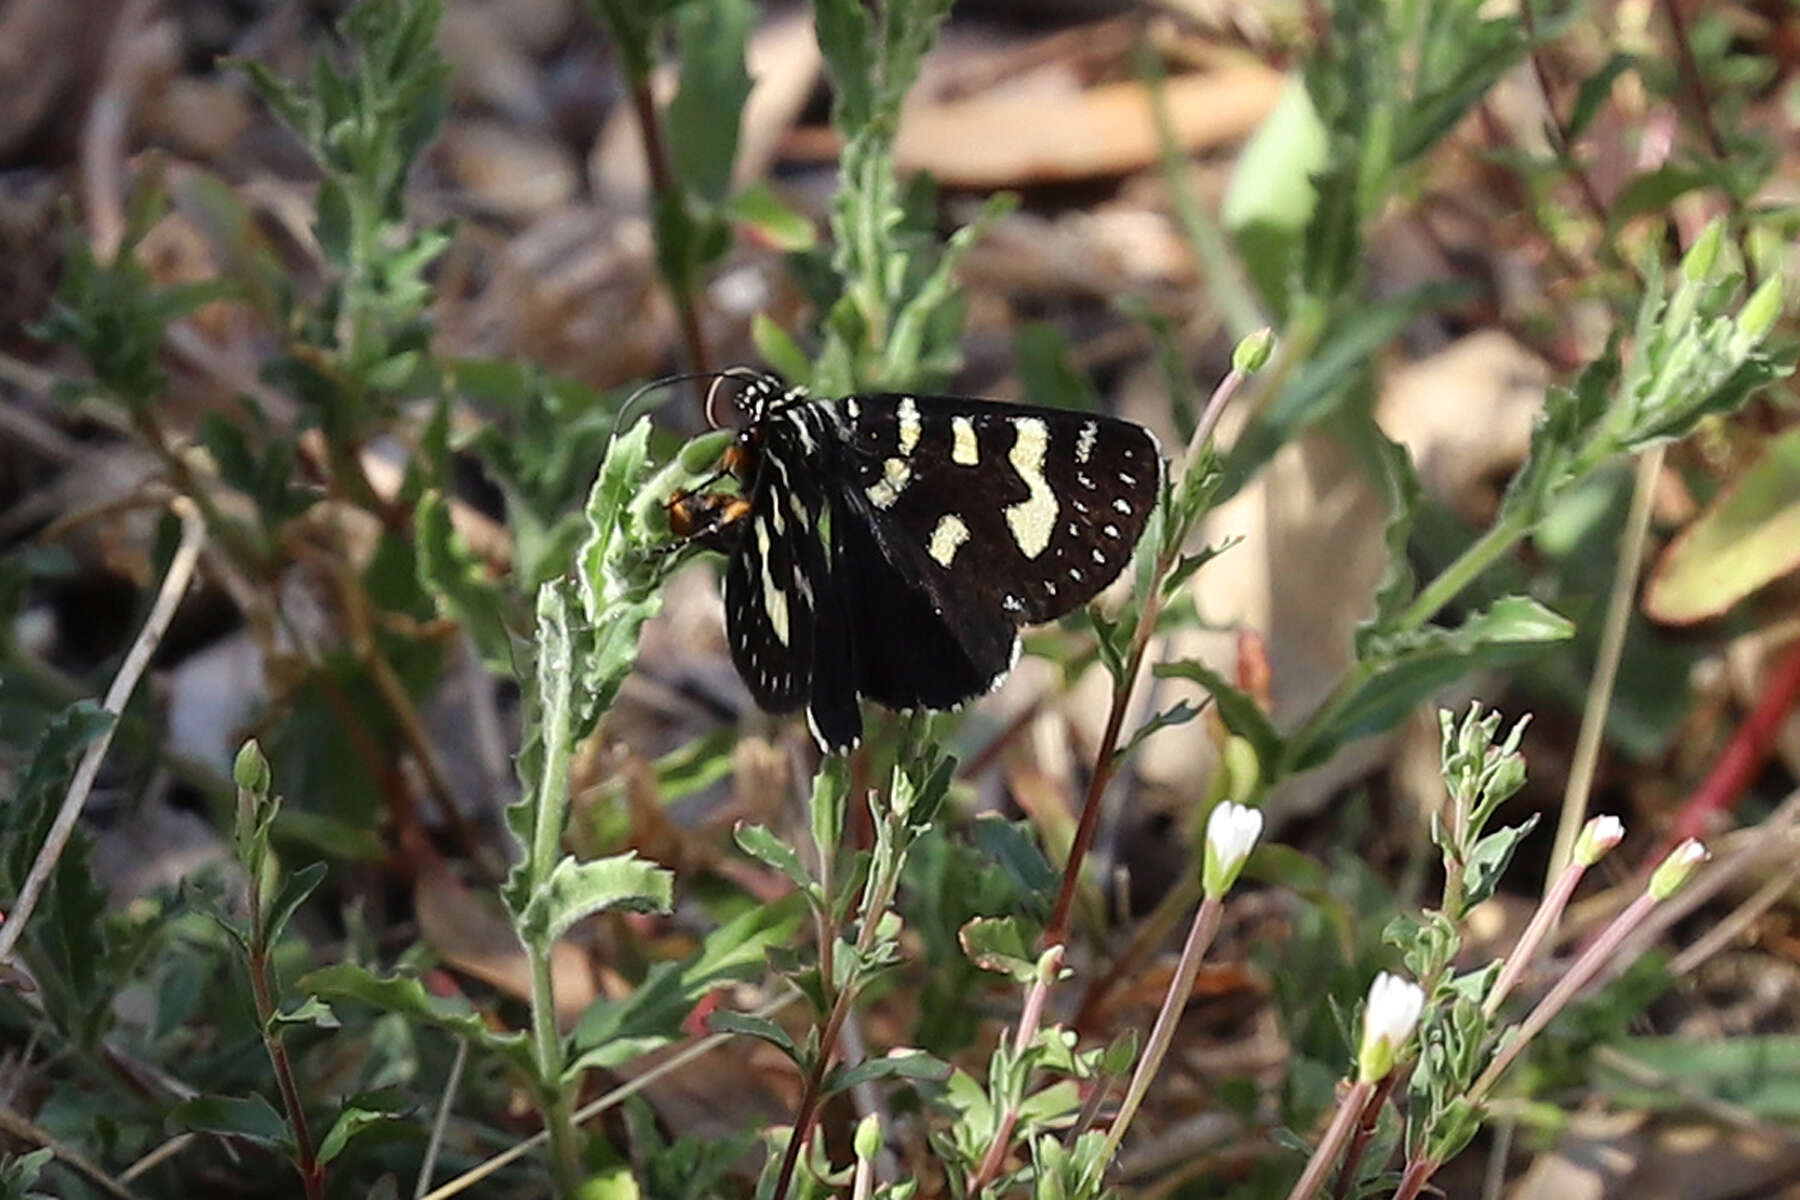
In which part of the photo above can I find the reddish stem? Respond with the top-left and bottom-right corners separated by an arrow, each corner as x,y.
1667,637 -> 1800,848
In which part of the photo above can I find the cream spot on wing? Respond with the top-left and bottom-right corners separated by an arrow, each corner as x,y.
1113,498 -> 1131,515
1004,417 -> 1057,559
790,492 -> 808,525
1076,472 -> 1095,489
846,397 -> 861,419
755,520 -> 790,646
897,397 -> 922,455
1076,421 -> 1098,464
927,513 -> 971,567
865,457 -> 912,509
952,416 -> 979,465
1103,523 -> 1120,538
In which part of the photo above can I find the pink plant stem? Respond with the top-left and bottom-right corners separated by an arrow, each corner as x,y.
1283,1078 -> 1373,1200
1484,858 -> 1589,1017
1390,1156 -> 1437,1200
968,945 -> 1067,1193
1102,897 -> 1224,1161
1471,890 -> 1659,1101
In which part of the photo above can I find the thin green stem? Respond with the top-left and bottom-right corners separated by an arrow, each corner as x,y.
1392,511 -> 1531,632
247,868 -> 324,1200
1546,446 -> 1663,889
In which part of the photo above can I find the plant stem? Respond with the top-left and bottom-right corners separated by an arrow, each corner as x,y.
1469,889 -> 1659,1103
246,864 -> 324,1200
1546,446 -> 1662,888
627,77 -> 712,378
524,593 -> 580,1192
771,797 -> 913,1200
1100,897 -> 1224,1162
1393,511 -> 1531,633
1390,1155 -> 1438,1200
0,498 -> 205,964
1329,1070 -> 1398,1200
1045,360 -> 1248,944
967,945 -> 1068,1193
1487,855 -> 1588,1017
1283,1078 -> 1373,1200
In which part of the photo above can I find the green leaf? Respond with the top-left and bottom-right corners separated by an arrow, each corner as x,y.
1112,698 -> 1204,769
2,702 -> 114,888
1353,416 -> 1424,633
708,1010 -> 803,1066
752,313 -> 815,383
1296,597 -> 1573,770
728,183 -> 818,252
0,1147 -> 54,1197
1460,816 -> 1539,911
1152,661 -> 1283,779
519,852 -> 674,946
169,1093 -> 292,1151
300,963 -> 533,1076
1223,77 -> 1329,312
1645,427 -> 1800,623
668,0 -> 755,205
1607,164 -> 1713,231
316,1105 -> 398,1166
416,489 -> 514,672
262,861 -> 327,948
1601,1035 -> 1800,1119
957,916 -> 1037,983
734,823 -> 819,902
567,894 -> 807,1078
828,1048 -> 953,1094
810,756 -> 849,876
268,995 -> 340,1032
1567,53 -> 1637,139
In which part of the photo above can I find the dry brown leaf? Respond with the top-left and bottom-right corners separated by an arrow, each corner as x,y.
415,860 -> 597,1026
893,64 -> 1284,188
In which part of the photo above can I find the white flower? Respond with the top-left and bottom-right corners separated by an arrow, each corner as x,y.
1357,972 -> 1425,1083
1574,815 -> 1625,866
1202,802 -> 1263,898
1650,838 -> 1708,900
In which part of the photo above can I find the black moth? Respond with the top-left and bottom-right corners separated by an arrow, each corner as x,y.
669,373 -> 1163,753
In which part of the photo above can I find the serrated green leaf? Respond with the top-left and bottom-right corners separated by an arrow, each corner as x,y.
416,490 -> 514,672
169,1093 -> 292,1151
519,852 -> 674,945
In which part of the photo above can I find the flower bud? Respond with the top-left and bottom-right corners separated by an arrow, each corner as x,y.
1357,972 -> 1425,1083
1574,815 -> 1625,866
1202,802 -> 1263,899
1649,838 -> 1708,901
